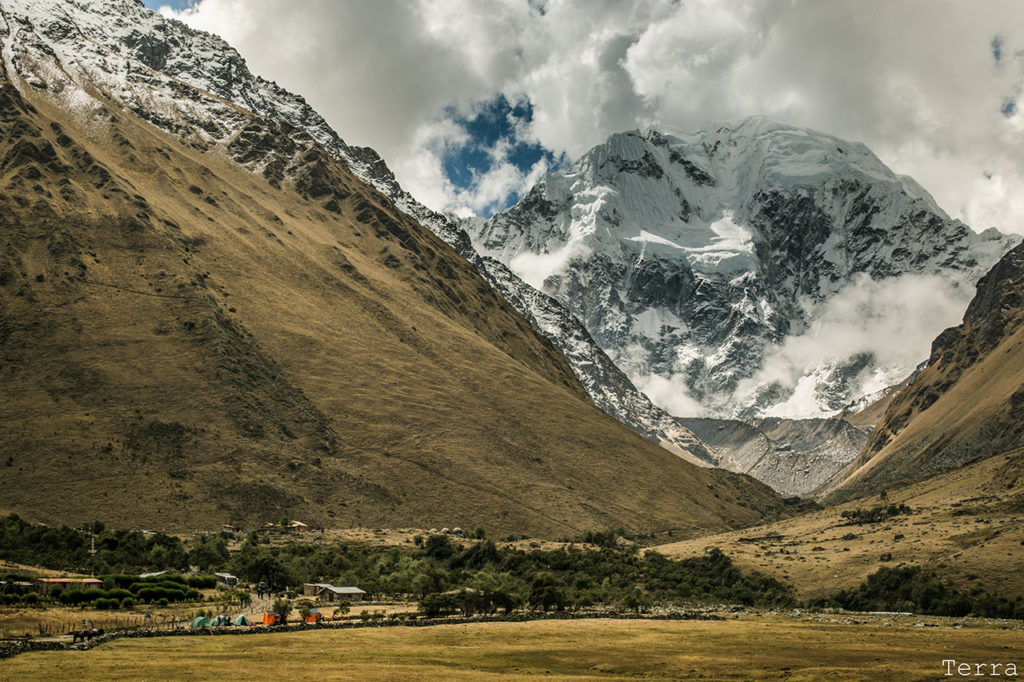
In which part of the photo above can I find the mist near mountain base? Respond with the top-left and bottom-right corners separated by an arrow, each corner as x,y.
739,272 -> 974,418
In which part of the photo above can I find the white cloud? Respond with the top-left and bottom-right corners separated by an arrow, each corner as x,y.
735,272 -> 976,416
162,0 -> 1024,233
634,372 -> 706,418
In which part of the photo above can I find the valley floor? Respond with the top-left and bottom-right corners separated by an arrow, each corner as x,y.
2,614 -> 1021,680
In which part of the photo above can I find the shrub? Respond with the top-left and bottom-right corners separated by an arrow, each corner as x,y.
424,534 -> 455,560
58,589 -> 90,606
818,566 -> 973,616
271,598 -> 291,624
840,504 -> 912,525
121,597 -> 135,609
418,592 -> 458,617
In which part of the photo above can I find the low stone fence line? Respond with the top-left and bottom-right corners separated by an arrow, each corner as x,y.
0,609 -> 726,659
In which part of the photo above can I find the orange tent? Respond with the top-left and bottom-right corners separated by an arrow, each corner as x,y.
262,611 -> 281,625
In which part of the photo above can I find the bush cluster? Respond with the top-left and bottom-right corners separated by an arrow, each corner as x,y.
813,565 -> 1024,619
0,514 -> 187,573
840,504 -> 912,525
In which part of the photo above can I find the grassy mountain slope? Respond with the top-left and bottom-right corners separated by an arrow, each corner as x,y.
0,65 -> 782,537
655,446 -> 1024,601
827,242 -> 1024,502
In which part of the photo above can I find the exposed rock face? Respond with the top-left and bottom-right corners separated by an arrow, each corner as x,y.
829,241 -> 1024,501
465,122 -> 1017,420
679,417 -> 869,497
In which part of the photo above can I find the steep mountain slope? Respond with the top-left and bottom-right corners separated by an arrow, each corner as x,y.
0,0 -> 715,462
468,123 -> 1017,421
0,0 -> 783,535
828,241 -> 1024,502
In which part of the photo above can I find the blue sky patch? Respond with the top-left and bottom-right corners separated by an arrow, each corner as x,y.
1001,97 -> 1017,118
142,0 -> 196,10
442,95 -> 563,216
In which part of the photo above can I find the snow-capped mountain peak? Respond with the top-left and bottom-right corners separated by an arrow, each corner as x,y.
467,120 -> 1019,419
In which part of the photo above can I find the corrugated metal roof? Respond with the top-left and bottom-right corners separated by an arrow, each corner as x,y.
318,585 -> 366,594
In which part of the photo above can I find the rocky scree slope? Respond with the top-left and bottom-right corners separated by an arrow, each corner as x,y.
0,0 -> 783,533
467,122 -> 1017,422
678,416 -> 868,497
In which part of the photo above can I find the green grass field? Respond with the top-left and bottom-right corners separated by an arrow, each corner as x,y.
3,616 -> 1021,680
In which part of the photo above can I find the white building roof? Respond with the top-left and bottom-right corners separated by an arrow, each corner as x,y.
317,585 -> 365,594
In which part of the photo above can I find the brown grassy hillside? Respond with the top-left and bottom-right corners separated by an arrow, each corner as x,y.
826,242 -> 1024,502
0,64 -> 783,536
656,446 -> 1024,601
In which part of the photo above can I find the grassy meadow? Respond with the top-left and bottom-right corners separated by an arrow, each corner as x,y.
3,616 -> 1022,680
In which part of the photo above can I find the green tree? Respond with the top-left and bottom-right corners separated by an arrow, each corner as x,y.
271,598 -> 291,625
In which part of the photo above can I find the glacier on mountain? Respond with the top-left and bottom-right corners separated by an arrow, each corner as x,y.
466,120 -> 1019,418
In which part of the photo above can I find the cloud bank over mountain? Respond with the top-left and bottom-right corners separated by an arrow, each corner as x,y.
158,0 -> 1024,230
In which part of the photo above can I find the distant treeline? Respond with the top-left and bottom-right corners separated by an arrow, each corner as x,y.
0,515 -> 793,612
810,565 -> 1024,620
2,515 -> 1021,619
0,514 -> 188,573
0,573 -> 226,608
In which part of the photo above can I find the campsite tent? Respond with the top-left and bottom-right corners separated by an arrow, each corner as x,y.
191,616 -> 211,628
263,611 -> 281,625
304,608 -> 322,623
233,614 -> 250,626
211,614 -> 231,626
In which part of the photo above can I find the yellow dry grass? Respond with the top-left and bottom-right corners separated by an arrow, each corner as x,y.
833,308 -> 1024,501
0,69 -> 784,538
3,616 -> 1021,681
654,450 -> 1024,600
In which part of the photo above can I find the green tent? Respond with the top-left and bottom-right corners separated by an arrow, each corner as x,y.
233,614 -> 250,626
191,616 -> 211,628
211,614 -> 231,626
